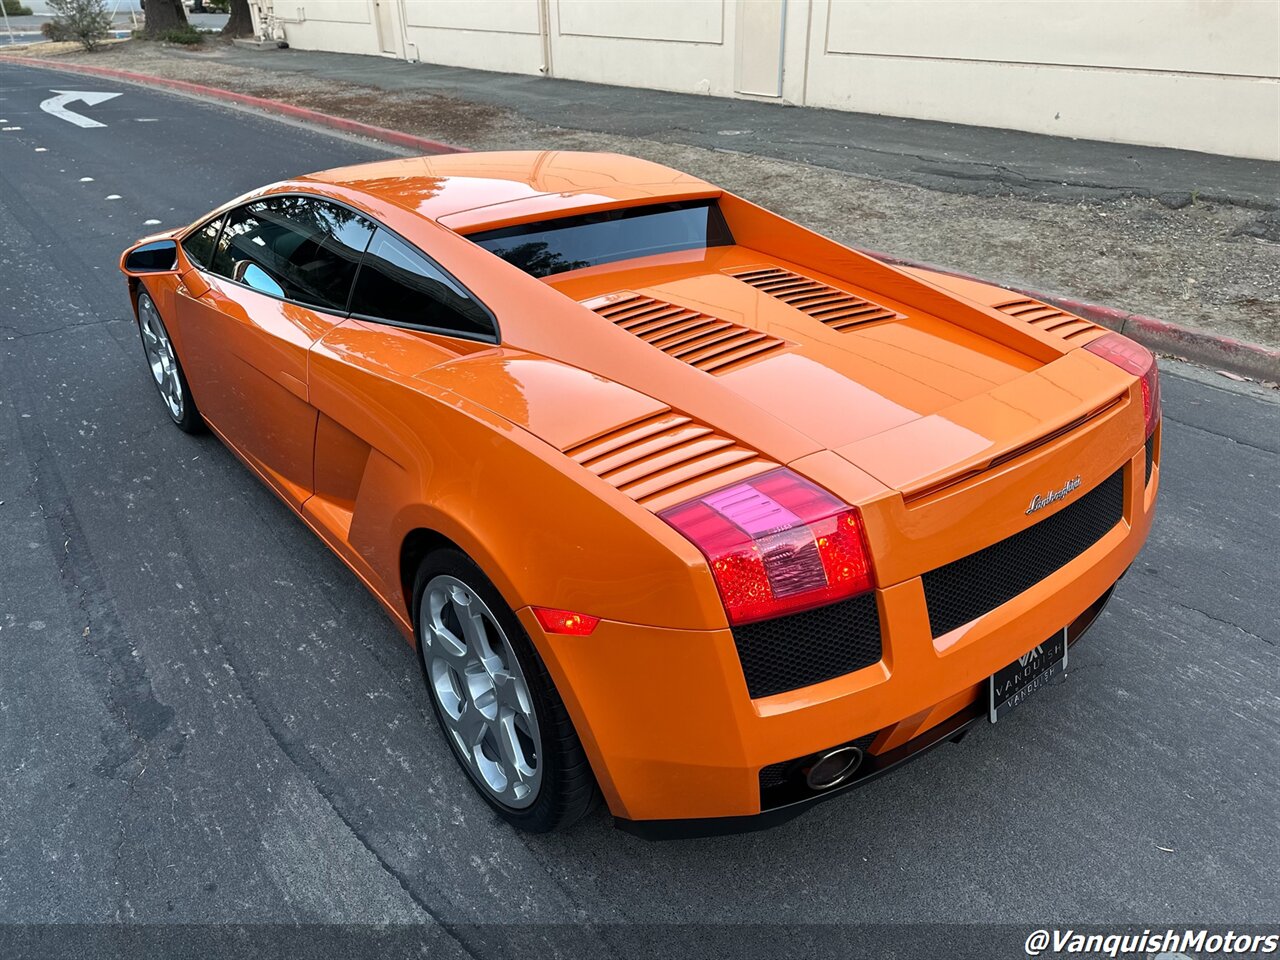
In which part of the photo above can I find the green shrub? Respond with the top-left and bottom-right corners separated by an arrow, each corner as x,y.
4,1 -> 34,17
158,25 -> 203,44
42,20 -> 72,41
131,24 -> 205,44
46,0 -> 113,51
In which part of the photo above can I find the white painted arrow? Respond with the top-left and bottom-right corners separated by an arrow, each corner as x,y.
39,90 -> 122,129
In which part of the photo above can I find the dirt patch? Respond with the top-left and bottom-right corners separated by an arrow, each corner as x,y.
2,39 -> 119,56
11,40 -> 1280,349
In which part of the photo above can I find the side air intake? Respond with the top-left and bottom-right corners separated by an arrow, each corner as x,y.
562,410 -> 775,507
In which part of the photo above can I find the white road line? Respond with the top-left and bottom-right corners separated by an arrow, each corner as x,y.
144,219 -> 162,225
106,195 -> 122,200
79,177 -> 94,182
39,90 -> 122,129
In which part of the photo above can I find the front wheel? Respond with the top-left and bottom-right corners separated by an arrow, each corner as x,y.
413,549 -> 600,832
137,290 -> 202,434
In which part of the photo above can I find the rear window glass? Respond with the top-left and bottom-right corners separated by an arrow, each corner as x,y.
469,200 -> 733,279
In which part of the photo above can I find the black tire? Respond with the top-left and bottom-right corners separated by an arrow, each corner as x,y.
412,548 -> 600,832
136,290 -> 203,435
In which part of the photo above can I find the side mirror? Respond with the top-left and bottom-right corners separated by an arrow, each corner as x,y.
232,260 -> 285,298
121,239 -> 179,276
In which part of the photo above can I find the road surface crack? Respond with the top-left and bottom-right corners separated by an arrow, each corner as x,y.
171,535 -> 487,957
1164,599 -> 1276,647
1163,415 -> 1280,456
0,317 -> 125,342
16,401 -> 177,919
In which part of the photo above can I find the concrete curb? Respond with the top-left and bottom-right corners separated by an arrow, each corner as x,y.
865,250 -> 1280,383
9,55 -> 1275,381
1043,296 -> 1280,384
9,55 -> 468,156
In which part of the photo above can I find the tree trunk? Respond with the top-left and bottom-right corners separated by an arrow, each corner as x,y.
221,0 -> 254,38
144,0 -> 190,36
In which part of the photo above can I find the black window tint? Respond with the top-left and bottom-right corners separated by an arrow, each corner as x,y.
470,200 -> 733,279
209,196 -> 374,313
351,229 -> 495,340
181,215 -> 224,269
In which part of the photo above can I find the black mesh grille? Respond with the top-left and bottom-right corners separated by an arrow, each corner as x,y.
1145,434 -> 1155,485
731,593 -> 881,699
921,468 -> 1126,638
759,761 -> 792,791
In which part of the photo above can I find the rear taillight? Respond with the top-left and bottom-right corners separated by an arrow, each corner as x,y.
659,468 -> 874,625
1085,332 -> 1161,437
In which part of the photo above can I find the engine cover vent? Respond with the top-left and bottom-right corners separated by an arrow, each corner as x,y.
727,266 -> 904,331
583,292 -> 789,375
994,297 -> 1098,342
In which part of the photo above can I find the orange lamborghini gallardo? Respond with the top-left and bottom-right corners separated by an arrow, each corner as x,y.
119,152 -> 1160,835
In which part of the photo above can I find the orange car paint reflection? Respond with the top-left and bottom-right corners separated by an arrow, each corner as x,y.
120,152 -> 1159,823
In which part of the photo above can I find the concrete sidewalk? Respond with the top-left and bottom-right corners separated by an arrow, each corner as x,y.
180,45 -> 1280,212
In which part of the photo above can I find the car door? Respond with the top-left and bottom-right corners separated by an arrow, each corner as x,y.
174,195 -> 375,507
305,226 -> 499,602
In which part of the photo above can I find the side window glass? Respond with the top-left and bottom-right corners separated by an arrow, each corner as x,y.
209,196 -> 374,313
181,215 -> 224,270
208,206 -> 247,280
351,229 -> 495,340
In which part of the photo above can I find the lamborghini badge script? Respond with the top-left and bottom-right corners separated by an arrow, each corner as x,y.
1025,476 -> 1082,515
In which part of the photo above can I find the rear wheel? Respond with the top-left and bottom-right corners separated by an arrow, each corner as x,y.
413,549 -> 600,832
137,291 -> 202,434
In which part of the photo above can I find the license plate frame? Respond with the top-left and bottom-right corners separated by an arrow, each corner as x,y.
989,628 -> 1068,723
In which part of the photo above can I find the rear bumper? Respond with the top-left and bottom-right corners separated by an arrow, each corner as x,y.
614,580 -> 1117,839
519,437 -> 1159,831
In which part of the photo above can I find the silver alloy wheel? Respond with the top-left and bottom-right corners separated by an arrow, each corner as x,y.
138,295 -> 184,422
420,575 -> 543,809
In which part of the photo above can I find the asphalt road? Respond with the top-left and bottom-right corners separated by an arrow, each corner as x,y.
1,63 -> 1277,957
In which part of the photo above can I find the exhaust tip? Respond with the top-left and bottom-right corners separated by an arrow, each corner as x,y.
805,745 -> 864,790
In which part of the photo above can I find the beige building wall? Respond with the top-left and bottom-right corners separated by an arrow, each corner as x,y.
253,0 -> 1280,161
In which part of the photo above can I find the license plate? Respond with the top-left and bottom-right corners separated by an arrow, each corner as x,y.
989,628 -> 1068,723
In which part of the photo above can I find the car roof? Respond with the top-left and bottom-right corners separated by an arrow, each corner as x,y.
300,150 -> 720,233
